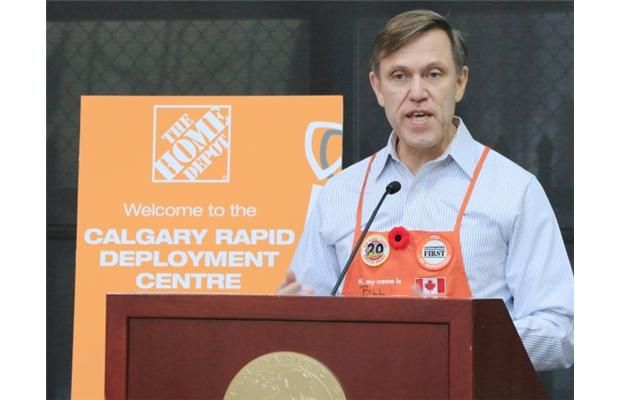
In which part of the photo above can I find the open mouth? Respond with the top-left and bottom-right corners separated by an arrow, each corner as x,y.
405,111 -> 432,122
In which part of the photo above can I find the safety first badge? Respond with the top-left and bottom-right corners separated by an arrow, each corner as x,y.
360,234 -> 390,267
417,234 -> 452,271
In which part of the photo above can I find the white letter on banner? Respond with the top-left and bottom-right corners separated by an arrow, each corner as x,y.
154,151 -> 184,180
84,228 -> 103,245
136,273 -> 155,289
136,229 -> 155,245
204,110 -> 227,133
182,166 -> 199,181
193,120 -> 217,143
100,251 -> 119,267
206,273 -> 225,288
215,229 -> 233,245
226,273 -> 242,289
135,251 -> 153,266
277,230 -> 295,245
168,251 -> 188,268
172,139 -> 197,163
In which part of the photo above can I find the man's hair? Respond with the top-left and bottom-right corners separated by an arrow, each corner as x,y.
369,10 -> 468,75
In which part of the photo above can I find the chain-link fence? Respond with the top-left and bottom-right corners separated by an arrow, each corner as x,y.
47,16 -> 310,225
47,2 -> 573,399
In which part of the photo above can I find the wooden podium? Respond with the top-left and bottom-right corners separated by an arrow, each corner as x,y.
105,294 -> 546,399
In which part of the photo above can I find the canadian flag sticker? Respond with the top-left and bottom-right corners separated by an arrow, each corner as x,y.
415,277 -> 446,296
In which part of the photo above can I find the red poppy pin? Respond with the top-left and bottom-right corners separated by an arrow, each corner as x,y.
388,226 -> 409,250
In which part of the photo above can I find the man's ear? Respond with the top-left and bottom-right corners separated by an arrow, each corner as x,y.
369,71 -> 385,107
455,65 -> 469,103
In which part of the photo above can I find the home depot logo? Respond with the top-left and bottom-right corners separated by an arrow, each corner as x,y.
152,105 -> 231,183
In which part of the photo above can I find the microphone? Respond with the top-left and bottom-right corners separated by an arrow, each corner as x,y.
330,180 -> 401,295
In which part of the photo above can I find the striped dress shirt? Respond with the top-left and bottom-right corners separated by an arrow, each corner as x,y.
290,118 -> 574,371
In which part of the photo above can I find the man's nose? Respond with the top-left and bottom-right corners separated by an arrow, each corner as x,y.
408,75 -> 427,102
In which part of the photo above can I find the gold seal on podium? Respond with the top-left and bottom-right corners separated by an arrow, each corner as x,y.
224,351 -> 346,399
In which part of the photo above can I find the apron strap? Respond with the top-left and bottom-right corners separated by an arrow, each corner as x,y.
454,146 -> 491,231
355,153 -> 377,233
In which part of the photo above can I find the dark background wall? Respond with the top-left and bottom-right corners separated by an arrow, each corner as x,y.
47,1 -> 573,398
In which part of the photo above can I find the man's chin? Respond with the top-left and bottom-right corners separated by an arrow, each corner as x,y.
398,132 -> 441,151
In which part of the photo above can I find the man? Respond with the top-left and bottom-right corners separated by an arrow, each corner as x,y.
279,10 -> 573,371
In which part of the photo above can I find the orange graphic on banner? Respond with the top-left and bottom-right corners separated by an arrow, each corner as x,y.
72,96 -> 342,399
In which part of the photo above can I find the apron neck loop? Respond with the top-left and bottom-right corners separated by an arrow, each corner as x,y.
454,146 -> 491,231
354,146 -> 490,234
355,153 -> 377,233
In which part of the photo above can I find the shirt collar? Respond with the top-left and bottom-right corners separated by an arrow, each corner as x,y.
372,117 -> 480,181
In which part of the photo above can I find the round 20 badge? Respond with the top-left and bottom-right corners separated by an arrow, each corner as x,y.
360,234 -> 390,267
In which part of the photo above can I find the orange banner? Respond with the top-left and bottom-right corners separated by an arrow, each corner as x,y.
72,96 -> 343,399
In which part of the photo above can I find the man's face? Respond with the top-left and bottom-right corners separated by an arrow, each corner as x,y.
369,29 -> 468,156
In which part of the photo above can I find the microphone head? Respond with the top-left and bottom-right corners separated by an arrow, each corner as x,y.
386,181 -> 401,194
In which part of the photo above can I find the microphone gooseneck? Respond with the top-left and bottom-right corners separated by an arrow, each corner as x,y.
330,181 -> 401,296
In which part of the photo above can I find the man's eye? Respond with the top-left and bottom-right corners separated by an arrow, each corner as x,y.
392,72 -> 405,80
428,70 -> 442,79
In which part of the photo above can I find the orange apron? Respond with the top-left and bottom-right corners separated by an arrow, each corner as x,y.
342,147 -> 490,297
